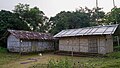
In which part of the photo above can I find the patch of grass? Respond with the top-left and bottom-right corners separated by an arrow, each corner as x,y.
0,47 -> 7,53
48,58 -> 72,68
29,58 -> 72,68
29,52 -> 120,68
0,52 -> 120,68
0,53 -> 20,65
100,59 -> 120,68
114,45 -> 120,51
0,47 -> 20,66
105,52 -> 120,58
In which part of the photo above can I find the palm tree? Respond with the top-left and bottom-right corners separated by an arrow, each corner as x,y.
113,0 -> 116,8
112,0 -> 117,24
96,0 -> 99,24
96,0 -> 98,8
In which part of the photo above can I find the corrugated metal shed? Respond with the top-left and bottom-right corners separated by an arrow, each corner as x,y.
54,24 -> 118,38
8,30 -> 54,40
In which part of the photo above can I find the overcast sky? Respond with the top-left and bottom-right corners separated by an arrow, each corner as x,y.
0,0 -> 120,17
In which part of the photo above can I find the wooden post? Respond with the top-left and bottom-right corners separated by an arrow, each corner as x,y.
71,46 -> 74,67
72,47 -> 73,57
117,36 -> 119,46
79,38 -> 80,52
71,38 -> 74,66
70,38 -> 73,57
19,40 -> 22,55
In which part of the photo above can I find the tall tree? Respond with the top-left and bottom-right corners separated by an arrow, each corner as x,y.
49,7 -> 105,34
49,10 -> 91,34
105,8 -> 120,24
13,3 -> 49,32
0,10 -> 30,33
0,10 -> 30,47
83,7 -> 105,25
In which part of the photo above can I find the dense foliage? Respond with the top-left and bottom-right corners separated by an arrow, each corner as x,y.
13,3 -> 50,32
49,7 -> 105,34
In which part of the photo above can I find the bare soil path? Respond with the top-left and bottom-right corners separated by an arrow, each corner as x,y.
1,54 -> 53,68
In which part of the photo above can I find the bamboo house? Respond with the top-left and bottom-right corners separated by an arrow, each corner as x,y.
7,30 -> 55,53
54,24 -> 120,54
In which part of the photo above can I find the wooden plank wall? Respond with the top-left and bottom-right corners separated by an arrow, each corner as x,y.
20,41 -> 54,52
59,37 -> 88,52
106,35 -> 113,53
7,34 -> 54,52
20,41 -> 31,52
7,34 -> 20,52
59,35 -> 113,54
80,38 -> 88,52
98,36 -> 106,54
98,35 -> 113,54
59,38 -> 69,51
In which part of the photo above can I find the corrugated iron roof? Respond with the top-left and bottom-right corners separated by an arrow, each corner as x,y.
54,24 -> 119,38
8,30 -> 54,40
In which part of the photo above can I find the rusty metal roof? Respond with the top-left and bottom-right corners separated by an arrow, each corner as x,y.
8,30 -> 54,40
54,24 -> 119,38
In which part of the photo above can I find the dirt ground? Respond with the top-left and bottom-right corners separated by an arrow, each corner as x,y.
1,52 -> 120,68
1,53 -> 69,68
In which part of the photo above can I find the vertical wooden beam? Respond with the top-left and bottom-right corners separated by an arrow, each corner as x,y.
19,40 -> 22,55
72,47 -> 73,57
72,38 -> 74,56
117,36 -> 119,46
71,38 -> 73,63
79,37 -> 80,52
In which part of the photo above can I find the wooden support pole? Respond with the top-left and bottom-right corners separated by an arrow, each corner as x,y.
72,47 -> 73,57
117,36 -> 119,46
19,40 -> 22,55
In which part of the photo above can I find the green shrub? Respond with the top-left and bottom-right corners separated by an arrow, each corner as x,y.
106,52 -> 120,58
114,45 -> 120,51
101,61 -> 120,68
48,58 -> 72,68
0,47 -> 7,53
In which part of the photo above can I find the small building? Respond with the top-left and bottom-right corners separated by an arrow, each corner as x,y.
54,24 -> 120,54
7,30 -> 55,53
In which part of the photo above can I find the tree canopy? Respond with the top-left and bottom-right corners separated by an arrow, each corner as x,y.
13,3 -> 49,32
0,3 -> 49,47
49,7 -> 106,34
0,10 -> 30,47
105,7 -> 120,24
